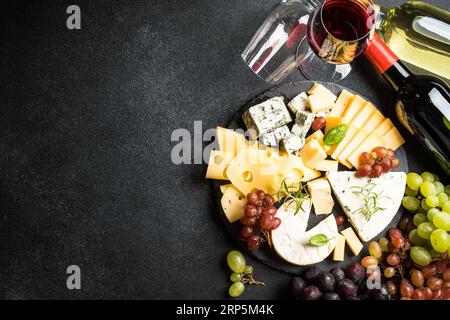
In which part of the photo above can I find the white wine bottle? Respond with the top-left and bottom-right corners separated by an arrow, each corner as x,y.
375,1 -> 450,83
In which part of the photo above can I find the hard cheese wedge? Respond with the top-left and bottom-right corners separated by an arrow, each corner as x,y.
216,127 -> 249,157
307,178 -> 334,215
220,183 -> 233,194
327,171 -> 406,242
333,233 -> 346,261
341,227 -> 363,256
314,159 -> 339,172
299,139 -> 327,168
271,202 -> 337,266
305,130 -> 331,153
221,185 -> 246,223
205,150 -> 234,180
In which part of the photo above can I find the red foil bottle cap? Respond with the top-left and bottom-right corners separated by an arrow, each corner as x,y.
365,33 -> 399,74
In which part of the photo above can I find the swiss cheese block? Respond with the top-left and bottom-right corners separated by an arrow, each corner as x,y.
299,139 -> 327,168
205,150 -> 235,180
308,94 -> 336,113
374,118 -> 393,137
341,227 -> 363,256
347,133 -> 385,168
307,178 -> 334,215
315,159 -> 339,172
325,116 -> 345,133
382,126 -> 405,151
216,127 -> 249,157
329,90 -> 355,117
333,233 -> 346,261
336,129 -> 369,167
220,183 -> 233,194
225,148 -> 280,195
221,185 -> 247,223
342,95 -> 367,122
307,83 -> 338,102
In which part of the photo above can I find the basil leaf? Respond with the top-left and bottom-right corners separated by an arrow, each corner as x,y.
309,233 -> 333,246
323,124 -> 349,146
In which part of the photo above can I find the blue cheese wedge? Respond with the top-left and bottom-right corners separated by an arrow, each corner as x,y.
242,97 -> 292,139
291,110 -> 315,137
327,171 -> 406,242
259,125 -> 291,147
288,92 -> 308,114
271,201 -> 338,266
280,134 -> 305,155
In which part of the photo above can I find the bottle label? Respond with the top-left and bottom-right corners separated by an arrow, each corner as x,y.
395,101 -> 414,135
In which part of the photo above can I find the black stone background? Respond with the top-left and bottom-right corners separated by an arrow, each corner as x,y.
0,0 -> 448,299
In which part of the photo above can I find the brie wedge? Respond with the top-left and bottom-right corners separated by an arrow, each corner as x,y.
272,201 -> 338,266
327,171 -> 406,242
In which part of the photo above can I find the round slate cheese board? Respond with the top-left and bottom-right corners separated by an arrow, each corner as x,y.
213,80 -> 409,275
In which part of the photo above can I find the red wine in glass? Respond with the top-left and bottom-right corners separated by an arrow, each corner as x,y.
307,0 -> 375,64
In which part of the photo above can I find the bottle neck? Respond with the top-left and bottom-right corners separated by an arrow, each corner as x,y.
365,33 -> 412,91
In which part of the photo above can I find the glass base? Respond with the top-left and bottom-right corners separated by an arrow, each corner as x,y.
296,38 -> 352,82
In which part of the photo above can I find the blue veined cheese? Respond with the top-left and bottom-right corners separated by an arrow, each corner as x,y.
259,125 -> 291,147
288,92 -> 308,114
242,97 -> 292,139
280,134 -> 305,155
327,171 -> 406,242
291,110 -> 315,137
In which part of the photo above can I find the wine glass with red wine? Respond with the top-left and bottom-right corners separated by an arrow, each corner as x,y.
297,0 -> 376,82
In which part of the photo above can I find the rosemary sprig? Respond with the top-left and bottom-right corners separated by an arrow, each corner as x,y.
351,183 -> 390,221
275,179 -> 310,215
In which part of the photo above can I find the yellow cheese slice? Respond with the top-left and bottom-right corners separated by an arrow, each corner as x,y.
342,95 -> 367,122
221,185 -> 246,223
374,118 -> 393,137
315,159 -> 339,172
330,90 -> 354,117
325,116 -> 345,133
299,139 -> 327,168
347,133 -> 385,168
349,102 -> 375,129
330,125 -> 359,167
305,130 -> 331,153
341,227 -> 363,256
363,108 -> 385,132
205,150 -> 235,180
216,126 -> 249,157
271,154 -> 320,191
333,233 -> 346,261
337,129 -> 369,167
307,83 -> 337,102
382,126 -> 405,151
308,94 -> 335,113
220,183 -> 233,194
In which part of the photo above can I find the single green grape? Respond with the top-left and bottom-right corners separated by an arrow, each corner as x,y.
445,185 -> 450,196
433,174 -> 440,182
229,282 -> 245,297
420,181 -> 436,197
427,208 -> 441,222
421,199 -> 432,211
434,181 -> 445,194
406,173 -> 423,191
230,273 -> 242,283
417,222 -> 436,239
402,196 -> 420,212
437,193 -> 448,207
430,229 -> 449,253
378,237 -> 389,252
410,246 -> 431,266
433,212 -> 450,232
421,172 -> 435,182
425,195 -> 439,208
413,213 -> 428,227
409,229 -> 428,246
405,186 -> 418,197
227,250 -> 246,273
443,201 -> 450,214
244,265 -> 253,275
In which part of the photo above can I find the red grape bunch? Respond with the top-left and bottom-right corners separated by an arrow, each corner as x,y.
239,189 -> 281,251
357,146 -> 401,178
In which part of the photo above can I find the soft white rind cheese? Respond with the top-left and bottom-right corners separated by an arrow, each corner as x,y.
272,202 -> 337,266
327,171 -> 406,242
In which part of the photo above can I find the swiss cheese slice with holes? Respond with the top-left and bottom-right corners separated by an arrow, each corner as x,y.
271,202 -> 338,266
205,150 -> 234,180
221,185 -> 246,223
216,127 -> 249,157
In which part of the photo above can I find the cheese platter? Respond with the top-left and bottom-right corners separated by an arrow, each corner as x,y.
208,81 -> 409,274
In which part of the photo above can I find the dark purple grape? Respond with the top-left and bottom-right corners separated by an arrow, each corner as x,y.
345,262 -> 365,284
290,277 -> 306,298
302,285 -> 323,300
347,296 -> 361,300
323,292 -> 341,300
330,267 -> 345,282
336,279 -> 357,298
316,272 -> 336,292
368,286 -> 390,300
304,266 -> 321,284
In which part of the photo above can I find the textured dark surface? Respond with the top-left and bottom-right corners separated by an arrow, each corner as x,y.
0,0 -> 448,299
